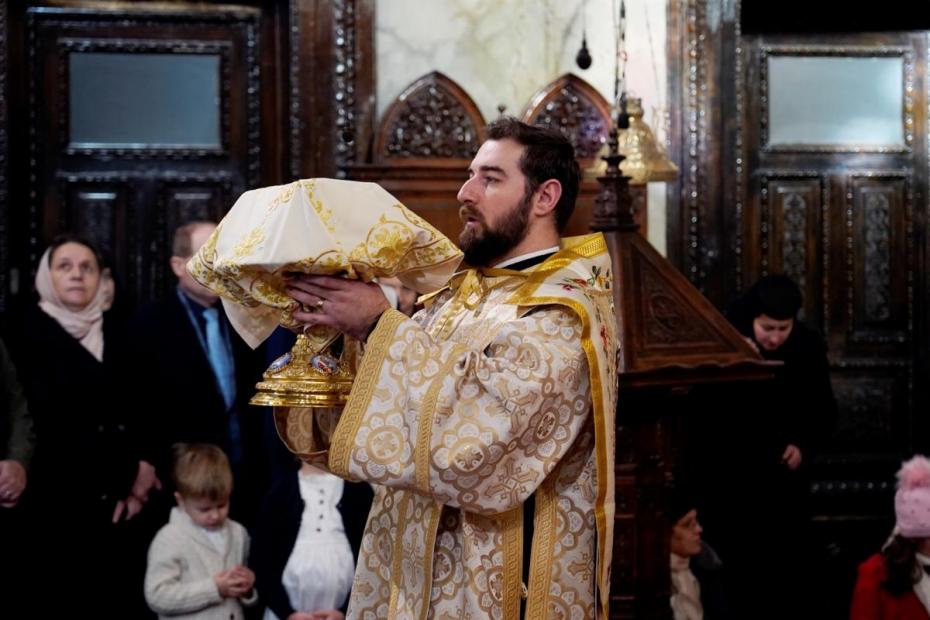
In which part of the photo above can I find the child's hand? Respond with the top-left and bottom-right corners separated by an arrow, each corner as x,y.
310,611 -> 345,620
214,569 -> 240,598
216,565 -> 255,598
287,614 -> 317,620
229,564 -> 256,597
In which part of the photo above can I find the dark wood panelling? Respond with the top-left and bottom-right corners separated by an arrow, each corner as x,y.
344,71 -> 479,243
61,179 -> 128,266
669,3 -> 929,616
846,174 -> 910,345
288,0 -> 374,179
831,364 -> 907,453
21,4 -> 261,309
760,174 -> 826,325
0,1 -> 8,304
667,0 -> 742,299
160,184 -> 228,235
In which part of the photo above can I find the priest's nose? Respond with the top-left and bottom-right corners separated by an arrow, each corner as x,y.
457,175 -> 478,206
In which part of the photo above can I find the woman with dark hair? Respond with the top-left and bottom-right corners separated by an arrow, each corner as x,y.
7,234 -> 157,617
694,274 -> 838,618
725,274 -> 837,471
668,475 -> 728,620
850,455 -> 930,619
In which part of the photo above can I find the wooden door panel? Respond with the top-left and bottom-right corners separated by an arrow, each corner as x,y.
739,36 -> 925,485
846,174 -> 911,348
58,174 -> 134,284
830,364 -> 910,454
669,6 -> 929,614
23,4 -> 260,309
761,174 -> 827,326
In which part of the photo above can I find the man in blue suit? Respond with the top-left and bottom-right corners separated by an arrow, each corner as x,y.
129,221 -> 269,528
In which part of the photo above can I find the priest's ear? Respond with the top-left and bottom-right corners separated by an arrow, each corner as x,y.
531,179 -> 562,220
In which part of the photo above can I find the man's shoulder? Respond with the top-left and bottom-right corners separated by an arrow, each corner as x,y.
133,293 -> 182,320
131,294 -> 190,334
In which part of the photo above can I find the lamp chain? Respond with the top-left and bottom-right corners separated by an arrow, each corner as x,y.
612,0 -> 627,109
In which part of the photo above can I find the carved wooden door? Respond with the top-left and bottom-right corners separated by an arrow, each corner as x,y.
15,4 -> 261,309
739,31 -> 928,602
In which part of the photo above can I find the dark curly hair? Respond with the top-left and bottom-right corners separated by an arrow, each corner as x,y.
882,534 -> 922,595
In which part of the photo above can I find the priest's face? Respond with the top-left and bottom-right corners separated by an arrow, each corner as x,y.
457,138 -> 533,267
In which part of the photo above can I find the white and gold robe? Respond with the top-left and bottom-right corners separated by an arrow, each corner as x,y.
277,233 -> 618,619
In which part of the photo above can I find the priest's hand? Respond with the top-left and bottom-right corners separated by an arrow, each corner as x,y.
286,275 -> 391,341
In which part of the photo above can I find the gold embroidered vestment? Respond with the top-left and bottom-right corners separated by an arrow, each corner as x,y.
277,234 -> 618,619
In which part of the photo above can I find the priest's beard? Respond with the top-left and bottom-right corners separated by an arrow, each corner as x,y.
458,194 -> 532,267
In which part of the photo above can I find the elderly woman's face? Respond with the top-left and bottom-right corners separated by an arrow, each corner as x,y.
50,242 -> 100,311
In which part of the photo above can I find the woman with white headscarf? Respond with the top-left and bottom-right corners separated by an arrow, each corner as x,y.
7,234 -> 157,617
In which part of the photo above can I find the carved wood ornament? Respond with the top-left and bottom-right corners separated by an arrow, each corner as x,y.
376,71 -> 485,162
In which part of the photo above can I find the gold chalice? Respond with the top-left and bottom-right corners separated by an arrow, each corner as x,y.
249,324 -> 358,408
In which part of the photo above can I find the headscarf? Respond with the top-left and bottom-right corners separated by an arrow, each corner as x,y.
670,552 -> 703,620
34,245 -> 114,362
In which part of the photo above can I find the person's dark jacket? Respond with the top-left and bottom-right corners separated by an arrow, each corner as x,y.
250,469 -> 374,617
725,301 -> 838,463
6,305 -> 136,515
0,337 -> 34,470
128,291 -> 268,525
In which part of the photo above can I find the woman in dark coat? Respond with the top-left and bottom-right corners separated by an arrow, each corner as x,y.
693,274 -> 838,619
7,234 -> 157,618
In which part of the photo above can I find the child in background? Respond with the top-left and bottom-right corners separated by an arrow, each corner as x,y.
145,443 -> 258,620
850,455 -> 930,620
251,460 -> 373,620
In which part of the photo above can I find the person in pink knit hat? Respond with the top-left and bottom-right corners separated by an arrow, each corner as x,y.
850,455 -> 930,619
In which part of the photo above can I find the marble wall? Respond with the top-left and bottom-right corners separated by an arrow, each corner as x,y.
376,0 -> 669,253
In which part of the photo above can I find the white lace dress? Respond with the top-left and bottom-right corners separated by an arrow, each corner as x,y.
264,471 -> 356,620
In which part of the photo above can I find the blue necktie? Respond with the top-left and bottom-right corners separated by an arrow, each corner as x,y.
203,307 -> 241,462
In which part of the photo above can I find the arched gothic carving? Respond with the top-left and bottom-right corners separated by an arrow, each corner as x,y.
375,71 -> 486,162
521,73 -> 612,161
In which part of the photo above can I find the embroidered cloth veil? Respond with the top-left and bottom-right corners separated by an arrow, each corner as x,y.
187,178 -> 463,349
